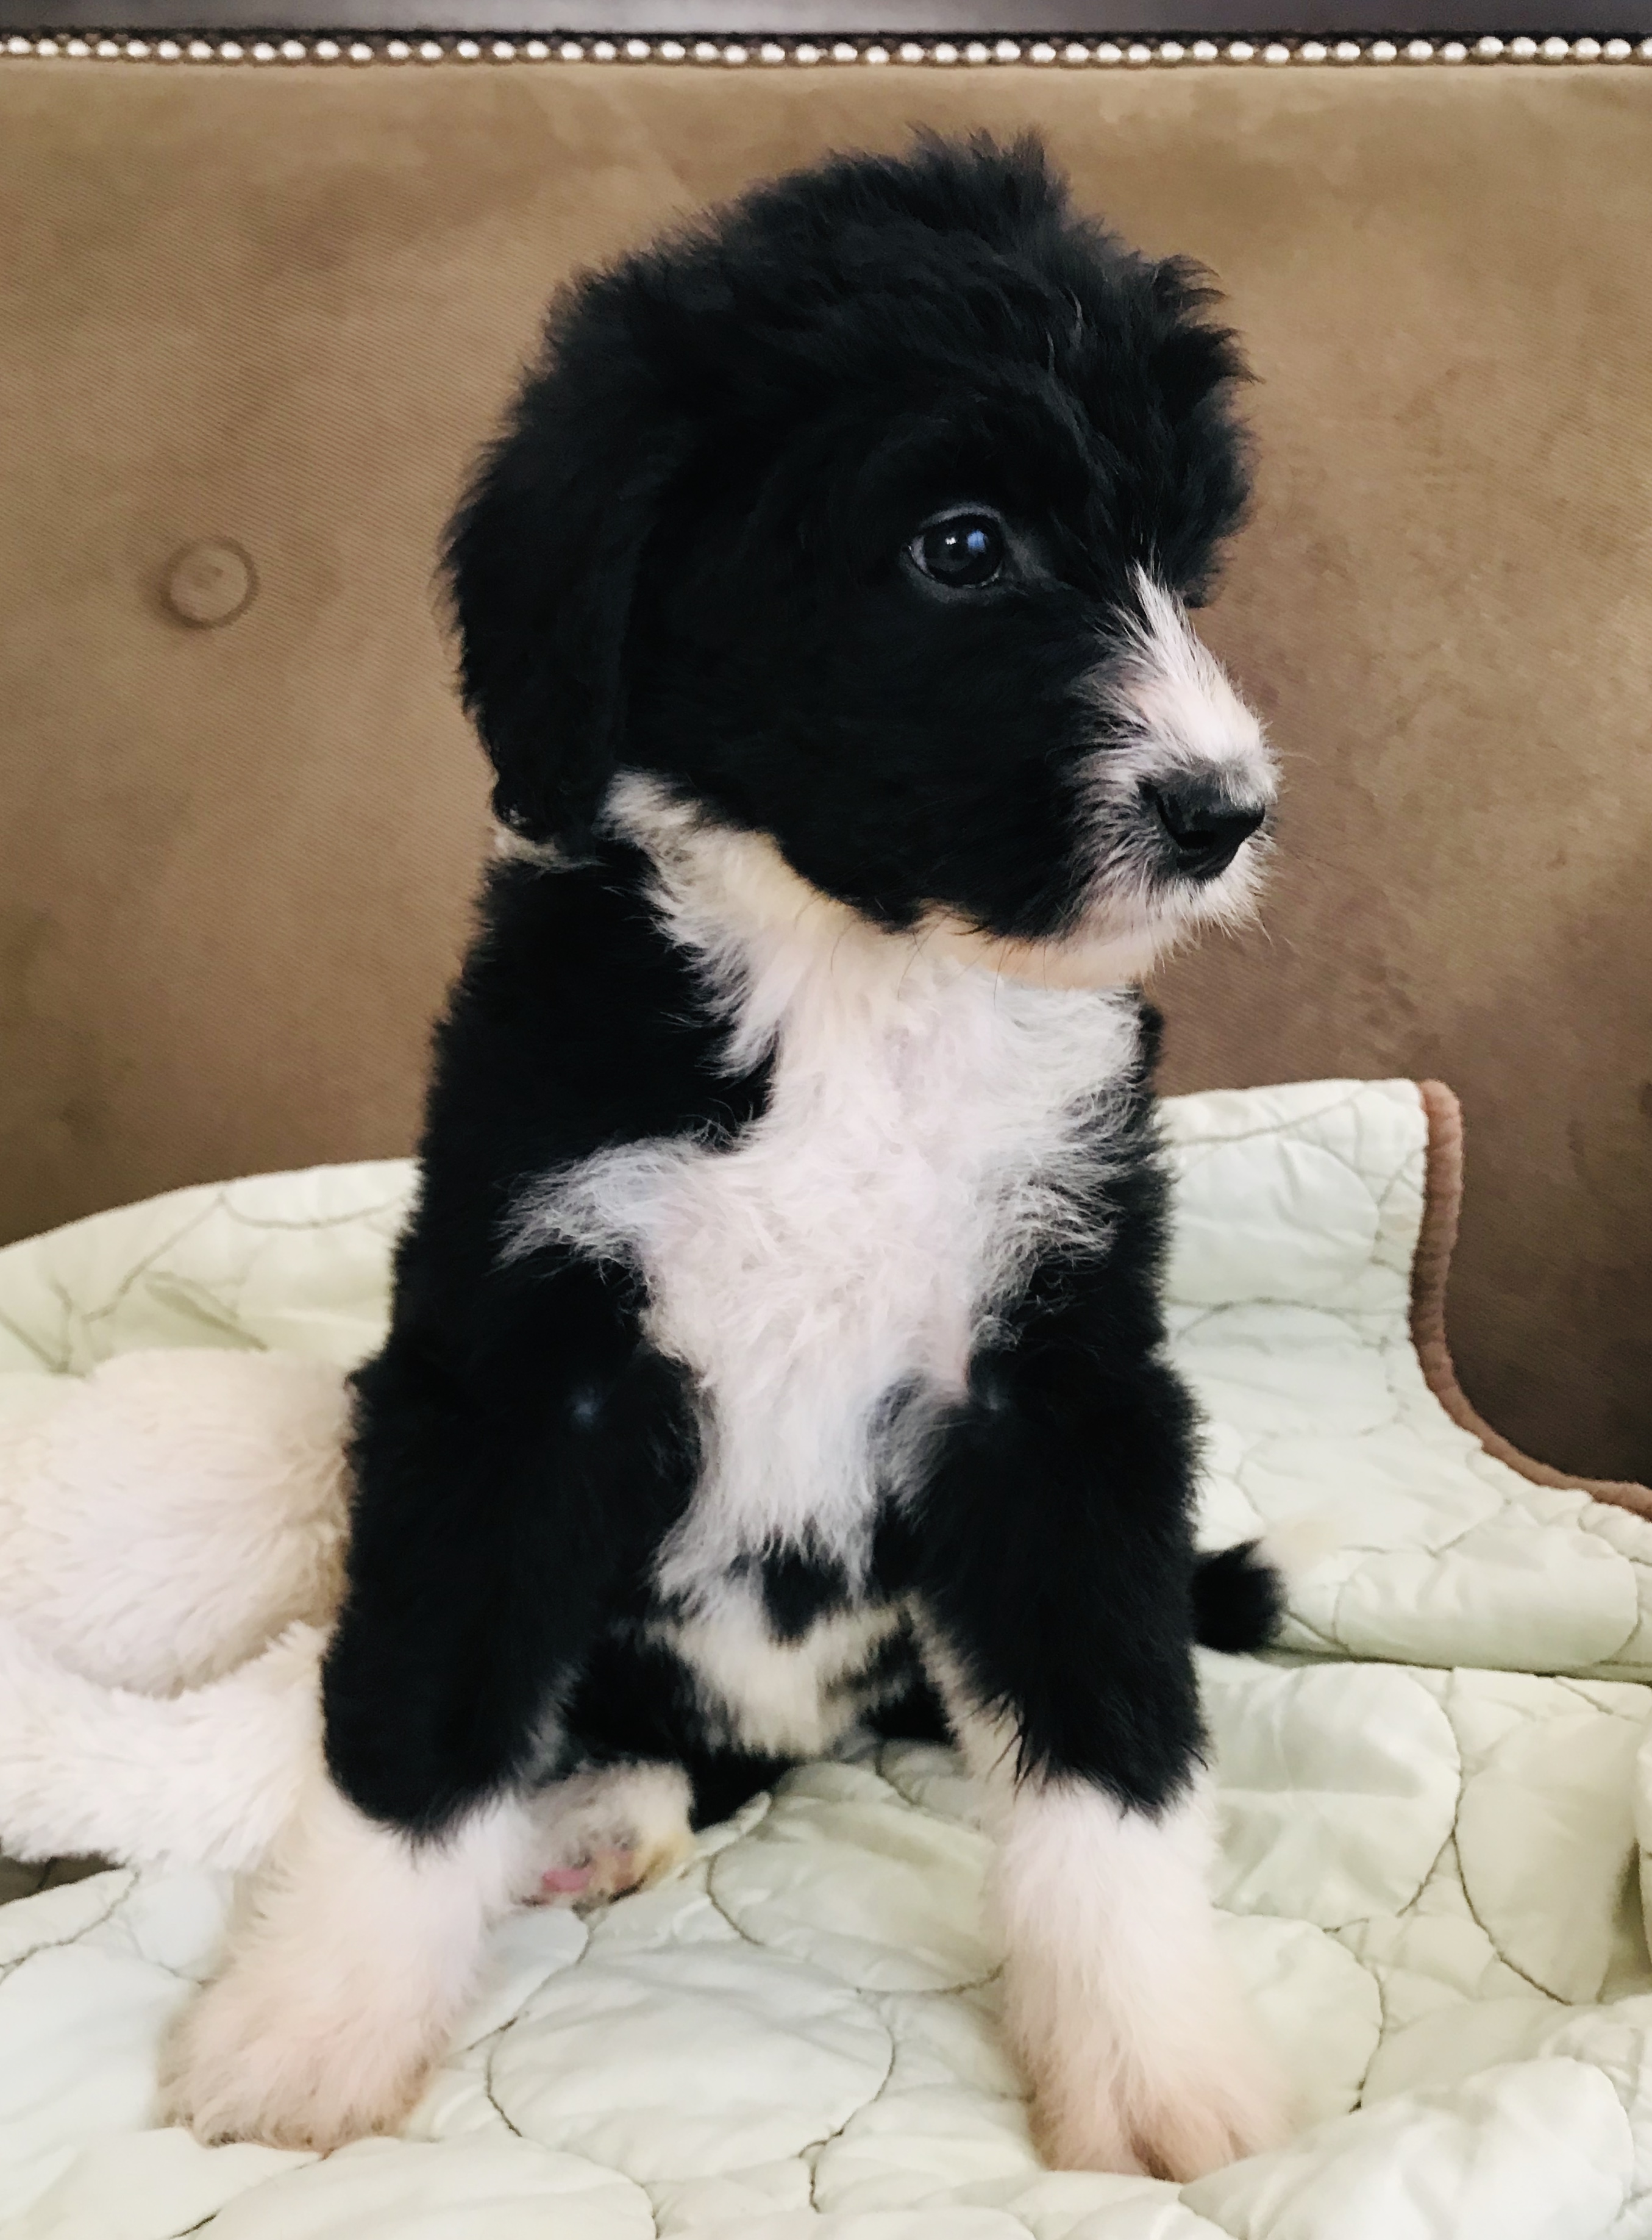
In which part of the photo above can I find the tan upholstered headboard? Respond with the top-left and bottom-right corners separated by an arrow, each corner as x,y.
1,53 -> 1649,1480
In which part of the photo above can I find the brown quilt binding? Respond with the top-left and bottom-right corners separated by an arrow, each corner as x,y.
1413,1080 -> 1652,1519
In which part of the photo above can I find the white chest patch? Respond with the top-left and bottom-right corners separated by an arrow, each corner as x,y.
508,789 -> 1142,1617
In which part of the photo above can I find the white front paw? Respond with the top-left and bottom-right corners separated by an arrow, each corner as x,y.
161,1964 -> 434,2151
157,1768 -> 532,2149
1031,2041 -> 1291,2181
995,1780 -> 1295,2181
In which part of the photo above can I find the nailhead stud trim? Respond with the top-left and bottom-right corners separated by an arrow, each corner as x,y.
4,29 -> 1646,66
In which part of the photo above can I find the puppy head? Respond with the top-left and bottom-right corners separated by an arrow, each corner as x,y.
447,134 -> 1275,981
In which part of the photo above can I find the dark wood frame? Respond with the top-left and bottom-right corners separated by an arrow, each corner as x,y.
4,3 -> 1648,34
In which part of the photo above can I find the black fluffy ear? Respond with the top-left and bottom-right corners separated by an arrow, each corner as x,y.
444,333 -> 686,851
1146,257 -> 1249,422
1123,256 -> 1254,602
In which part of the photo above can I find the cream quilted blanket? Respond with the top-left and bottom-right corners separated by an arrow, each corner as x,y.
2,1078 -> 1651,2240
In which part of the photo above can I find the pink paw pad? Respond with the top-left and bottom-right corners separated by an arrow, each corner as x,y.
535,1846 -> 643,1906
539,1864 -> 594,1895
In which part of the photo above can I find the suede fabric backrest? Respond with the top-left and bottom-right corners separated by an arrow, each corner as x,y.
1,57 -> 1649,1478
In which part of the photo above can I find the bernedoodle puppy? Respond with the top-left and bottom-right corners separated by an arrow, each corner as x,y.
166,133 -> 1288,2178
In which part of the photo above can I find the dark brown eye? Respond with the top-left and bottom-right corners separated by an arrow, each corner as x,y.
909,512 -> 1006,590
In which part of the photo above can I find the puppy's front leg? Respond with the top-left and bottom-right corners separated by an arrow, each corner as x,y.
990,1761 -> 1283,2180
165,1271 -> 692,2150
915,1349 -> 1289,2180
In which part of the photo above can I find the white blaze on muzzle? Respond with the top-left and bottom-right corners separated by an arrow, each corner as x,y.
1102,570 -> 1276,814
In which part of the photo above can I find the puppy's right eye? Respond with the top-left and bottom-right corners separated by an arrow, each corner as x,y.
908,511 -> 1006,590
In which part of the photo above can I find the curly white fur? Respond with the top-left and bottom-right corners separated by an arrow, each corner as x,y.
0,1350 -> 347,1874
0,1349 -> 347,1692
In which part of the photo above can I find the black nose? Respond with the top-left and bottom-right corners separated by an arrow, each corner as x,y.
1149,786 -> 1267,880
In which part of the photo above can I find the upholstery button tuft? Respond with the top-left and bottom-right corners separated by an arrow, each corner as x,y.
163,540 -> 257,627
